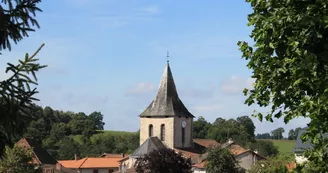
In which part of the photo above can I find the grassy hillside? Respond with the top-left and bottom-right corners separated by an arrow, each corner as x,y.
262,139 -> 296,157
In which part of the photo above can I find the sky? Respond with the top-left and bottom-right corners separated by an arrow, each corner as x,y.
0,0 -> 309,136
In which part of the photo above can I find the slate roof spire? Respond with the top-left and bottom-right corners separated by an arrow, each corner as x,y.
139,61 -> 194,117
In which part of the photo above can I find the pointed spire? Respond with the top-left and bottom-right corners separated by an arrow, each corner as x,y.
139,61 -> 194,118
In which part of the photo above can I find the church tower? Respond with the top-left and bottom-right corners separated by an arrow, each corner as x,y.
139,62 -> 194,149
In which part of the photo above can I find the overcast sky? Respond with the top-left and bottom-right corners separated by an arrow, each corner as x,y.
0,0 -> 309,136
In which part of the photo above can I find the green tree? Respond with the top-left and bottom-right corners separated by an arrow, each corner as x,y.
68,113 -> 96,136
271,128 -> 285,140
56,137 -> 80,160
288,129 -> 296,140
249,140 -> 278,157
256,133 -> 271,139
193,116 -> 211,138
249,156 -> 290,173
25,118 -> 48,143
0,145 -> 41,173
238,0 -> 328,170
89,111 -> 105,130
49,122 -> 68,141
135,148 -> 192,173
288,127 -> 302,140
206,146 -> 245,173
0,0 -> 45,156
237,116 -> 256,139
207,118 -> 252,146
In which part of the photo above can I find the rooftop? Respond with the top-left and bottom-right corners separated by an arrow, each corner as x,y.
58,157 -> 121,169
139,63 -> 194,118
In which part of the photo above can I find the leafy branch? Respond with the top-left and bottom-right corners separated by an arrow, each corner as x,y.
0,0 -> 42,51
0,43 -> 46,155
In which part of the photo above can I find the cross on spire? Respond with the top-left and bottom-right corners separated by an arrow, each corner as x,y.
166,51 -> 170,63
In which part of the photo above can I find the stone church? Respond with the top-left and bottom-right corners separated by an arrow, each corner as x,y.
118,62 -> 264,172
118,62 -> 218,171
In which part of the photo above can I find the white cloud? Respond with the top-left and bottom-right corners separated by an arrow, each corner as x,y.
125,82 -> 155,96
140,5 -> 160,14
220,75 -> 254,95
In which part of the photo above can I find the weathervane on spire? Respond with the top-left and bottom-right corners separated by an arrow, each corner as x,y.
166,50 -> 170,63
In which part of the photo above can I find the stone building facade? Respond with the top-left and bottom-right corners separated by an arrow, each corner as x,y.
139,62 -> 194,149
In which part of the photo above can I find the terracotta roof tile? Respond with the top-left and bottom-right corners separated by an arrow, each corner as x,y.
228,144 -> 249,156
193,139 -> 218,148
80,157 -> 121,168
192,161 -> 207,169
58,157 -> 121,169
58,158 -> 87,169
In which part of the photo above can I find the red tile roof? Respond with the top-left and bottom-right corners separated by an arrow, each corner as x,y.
193,138 -> 218,148
229,144 -> 249,156
58,157 -> 121,169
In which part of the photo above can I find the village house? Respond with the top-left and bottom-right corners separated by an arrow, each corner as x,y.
16,138 -> 75,173
57,154 -> 123,173
116,62 -> 264,172
294,128 -> 328,165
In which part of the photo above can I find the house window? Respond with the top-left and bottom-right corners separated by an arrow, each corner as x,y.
149,124 -> 153,137
160,124 -> 165,141
182,127 -> 185,145
93,170 -> 98,173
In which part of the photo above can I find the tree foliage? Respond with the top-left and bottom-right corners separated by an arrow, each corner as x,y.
0,145 -> 41,173
288,127 -> 302,140
0,0 -> 44,156
207,116 -> 255,146
205,146 -> 245,173
249,156 -> 290,173
249,140 -> 278,157
271,127 -> 285,140
0,0 -> 42,51
0,44 -> 46,155
135,148 -> 192,173
238,0 -> 328,170
193,116 -> 211,138
256,133 -> 271,139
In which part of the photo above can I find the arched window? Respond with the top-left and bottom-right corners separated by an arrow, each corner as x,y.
149,124 -> 153,137
160,124 -> 165,141
182,127 -> 185,145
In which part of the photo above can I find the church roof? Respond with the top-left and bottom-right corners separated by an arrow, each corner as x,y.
130,137 -> 167,158
139,63 -> 194,118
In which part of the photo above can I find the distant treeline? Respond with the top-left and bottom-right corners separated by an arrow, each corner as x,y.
255,127 -> 302,140
19,105 -> 139,160
192,116 -> 279,157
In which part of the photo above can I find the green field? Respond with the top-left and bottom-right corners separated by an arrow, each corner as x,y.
263,139 -> 296,157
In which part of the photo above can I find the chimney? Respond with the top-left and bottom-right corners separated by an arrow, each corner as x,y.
227,138 -> 234,144
56,163 -> 62,171
74,153 -> 80,160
